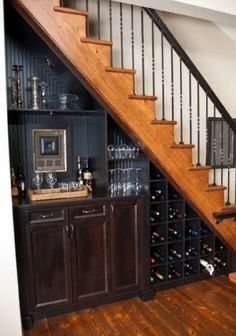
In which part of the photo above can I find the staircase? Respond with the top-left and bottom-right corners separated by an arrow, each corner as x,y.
10,0 -> 236,251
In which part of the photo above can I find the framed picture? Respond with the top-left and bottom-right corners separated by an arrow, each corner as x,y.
32,129 -> 67,172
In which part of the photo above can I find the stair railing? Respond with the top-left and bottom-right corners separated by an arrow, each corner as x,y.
60,0 -> 235,206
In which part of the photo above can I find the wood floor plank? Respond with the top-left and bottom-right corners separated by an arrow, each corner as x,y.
23,276 -> 236,336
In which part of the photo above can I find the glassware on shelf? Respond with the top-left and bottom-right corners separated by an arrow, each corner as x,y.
45,172 -> 57,189
39,81 -> 48,108
107,144 -> 140,160
28,76 -> 40,109
58,93 -> 79,109
32,172 -> 43,190
134,168 -> 142,195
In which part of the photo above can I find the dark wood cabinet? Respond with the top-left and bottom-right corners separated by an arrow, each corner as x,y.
110,198 -> 142,294
14,197 -> 146,328
25,220 -> 73,311
71,203 -> 110,301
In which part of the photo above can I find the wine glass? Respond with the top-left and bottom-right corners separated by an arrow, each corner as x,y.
45,172 -> 57,189
32,172 -> 43,190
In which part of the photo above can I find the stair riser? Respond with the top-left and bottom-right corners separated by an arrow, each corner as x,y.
105,72 -> 134,97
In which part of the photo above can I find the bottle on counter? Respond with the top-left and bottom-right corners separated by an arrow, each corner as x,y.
82,157 -> 93,191
16,166 -> 26,198
76,156 -> 84,190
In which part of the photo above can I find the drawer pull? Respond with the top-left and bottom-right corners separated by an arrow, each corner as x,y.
39,213 -> 54,219
82,209 -> 96,215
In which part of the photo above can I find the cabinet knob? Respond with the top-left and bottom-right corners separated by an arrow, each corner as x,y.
110,205 -> 114,217
69,224 -> 74,238
82,209 -> 96,214
39,213 -> 54,219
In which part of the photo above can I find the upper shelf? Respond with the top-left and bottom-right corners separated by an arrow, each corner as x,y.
7,107 -> 104,116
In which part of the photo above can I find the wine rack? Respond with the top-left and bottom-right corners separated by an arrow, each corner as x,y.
149,163 -> 229,288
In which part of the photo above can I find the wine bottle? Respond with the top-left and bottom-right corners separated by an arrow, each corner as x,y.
200,259 -> 214,276
168,227 -> 179,241
82,157 -> 93,191
76,156 -> 83,189
150,186 -> 165,201
184,262 -> 197,275
201,242 -> 213,253
200,226 -> 210,235
151,269 -> 165,281
16,167 -> 26,198
214,257 -> 226,268
186,228 -> 199,237
151,231 -> 165,243
150,166 -> 163,180
150,209 -> 164,222
168,264 -> 181,279
185,245 -> 198,257
169,248 -> 182,259
150,251 -> 165,264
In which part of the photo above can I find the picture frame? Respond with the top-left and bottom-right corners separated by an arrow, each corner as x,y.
32,128 -> 67,172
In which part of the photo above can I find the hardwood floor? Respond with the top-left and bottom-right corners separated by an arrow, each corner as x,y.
24,275 -> 236,336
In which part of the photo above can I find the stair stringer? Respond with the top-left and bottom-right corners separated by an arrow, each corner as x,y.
10,0 -> 236,251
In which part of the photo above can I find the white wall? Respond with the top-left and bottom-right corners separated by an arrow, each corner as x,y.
160,11 -> 236,118
0,1 -> 22,335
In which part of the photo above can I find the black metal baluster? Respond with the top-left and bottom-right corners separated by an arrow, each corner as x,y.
171,46 -> 174,121
226,124 -> 232,205
179,58 -> 183,144
205,94 -> 208,164
86,0 -> 89,37
151,20 -> 155,97
109,0 -> 113,66
97,0 -> 101,40
212,106 -> 216,185
220,119 -> 224,185
141,8 -> 145,95
161,32 -> 165,119
196,82 -> 201,165
120,3 -> 124,68
189,71 -> 192,144
131,5 -> 135,94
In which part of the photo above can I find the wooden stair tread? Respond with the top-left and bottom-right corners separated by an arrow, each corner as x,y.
80,37 -> 112,46
105,67 -> 136,74
170,144 -> 195,149
188,165 -> 212,171
54,6 -> 88,16
214,205 -> 236,216
129,94 -> 157,101
205,185 -> 227,192
151,120 -> 177,125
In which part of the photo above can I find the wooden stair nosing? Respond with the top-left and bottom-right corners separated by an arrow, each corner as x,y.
214,205 -> 236,216
170,144 -> 195,149
80,37 -> 112,47
188,165 -> 212,171
105,67 -> 136,74
54,6 -> 88,16
129,94 -> 157,101
151,120 -> 177,125
205,185 -> 227,192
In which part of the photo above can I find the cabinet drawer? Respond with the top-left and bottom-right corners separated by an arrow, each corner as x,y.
71,204 -> 106,219
26,208 -> 66,224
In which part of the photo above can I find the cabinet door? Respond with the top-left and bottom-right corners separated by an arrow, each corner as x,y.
110,198 -> 142,293
72,216 -> 110,301
25,222 -> 72,311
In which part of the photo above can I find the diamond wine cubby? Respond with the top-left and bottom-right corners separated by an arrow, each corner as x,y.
149,163 -> 229,288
